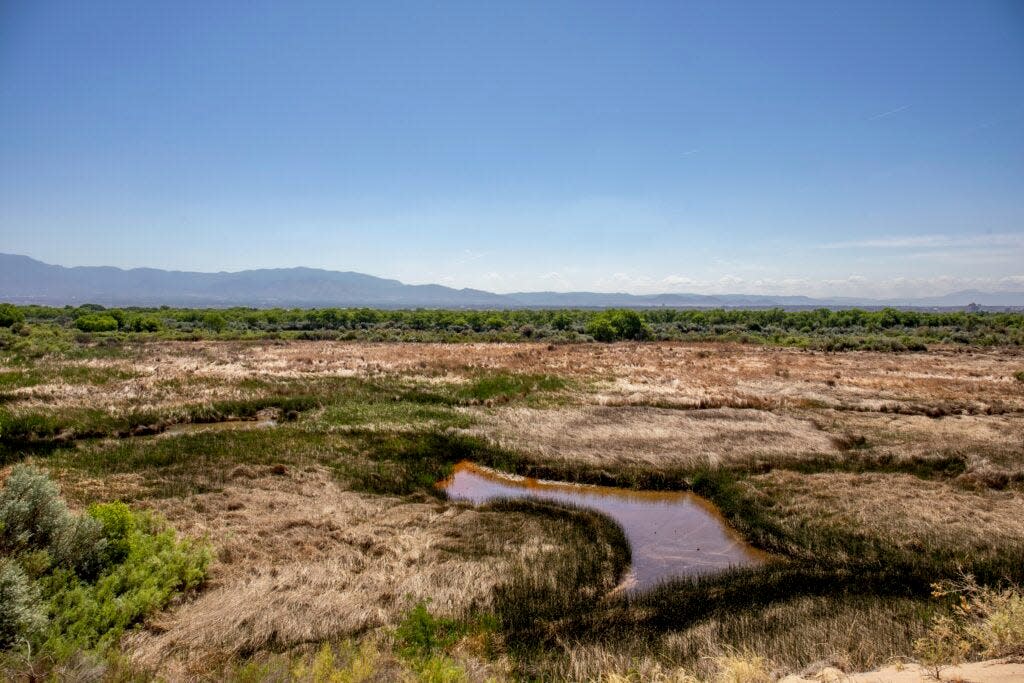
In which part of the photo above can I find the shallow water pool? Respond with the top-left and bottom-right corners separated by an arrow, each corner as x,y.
439,461 -> 766,592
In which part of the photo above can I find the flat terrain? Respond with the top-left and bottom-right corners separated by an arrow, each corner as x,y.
2,337 -> 1024,681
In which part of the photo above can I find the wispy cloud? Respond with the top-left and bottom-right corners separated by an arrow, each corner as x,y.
868,104 -> 910,121
537,271 -> 572,290
819,233 -> 1024,250
560,271 -> 1024,299
452,249 -> 489,265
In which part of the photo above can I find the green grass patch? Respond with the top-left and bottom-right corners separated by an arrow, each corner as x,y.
315,380 -> 472,430
394,601 -> 467,660
333,429 -> 526,496
0,395 -> 323,457
0,369 -> 44,390
50,427 -> 331,499
456,371 -> 567,403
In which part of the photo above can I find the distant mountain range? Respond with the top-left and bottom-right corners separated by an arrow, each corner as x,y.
2,253 -> 1022,310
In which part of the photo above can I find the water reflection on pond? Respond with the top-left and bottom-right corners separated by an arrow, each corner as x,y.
439,461 -> 766,592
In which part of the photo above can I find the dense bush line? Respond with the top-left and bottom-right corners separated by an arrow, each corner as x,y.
3,303 -> 1024,347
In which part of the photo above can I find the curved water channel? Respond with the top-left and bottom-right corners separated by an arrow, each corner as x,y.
439,461 -> 766,593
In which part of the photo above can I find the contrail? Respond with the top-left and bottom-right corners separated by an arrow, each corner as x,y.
869,104 -> 910,121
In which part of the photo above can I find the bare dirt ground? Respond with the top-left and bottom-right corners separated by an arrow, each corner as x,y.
780,659 -> 1024,682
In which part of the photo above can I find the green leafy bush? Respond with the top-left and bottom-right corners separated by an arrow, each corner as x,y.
585,309 -> 651,341
40,508 -> 209,656
74,314 -> 119,333
202,311 -> 227,332
87,501 -> 134,566
585,315 -> 618,342
128,316 -> 162,332
0,304 -> 24,329
0,467 -> 208,658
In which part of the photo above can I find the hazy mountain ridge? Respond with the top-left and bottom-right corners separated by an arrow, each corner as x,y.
2,254 -> 1022,309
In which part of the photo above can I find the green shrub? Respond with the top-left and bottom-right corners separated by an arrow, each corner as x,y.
87,501 -> 135,566
0,465 -> 106,577
585,309 -> 651,342
1014,371 -> 1024,383
202,312 -> 227,332
74,314 -> 119,333
0,468 -> 208,657
40,510 -> 209,656
395,601 -> 463,660
0,560 -> 46,648
129,316 -> 161,332
585,316 -> 617,342
0,304 -> 25,329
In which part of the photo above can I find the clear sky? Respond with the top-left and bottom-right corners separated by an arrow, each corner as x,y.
1,1 -> 1022,297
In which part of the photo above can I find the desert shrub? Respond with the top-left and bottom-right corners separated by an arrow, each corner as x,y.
74,314 -> 119,333
0,465 -> 104,575
915,575 -> 1024,666
0,468 -> 208,658
0,304 -> 24,328
40,509 -> 209,656
47,514 -> 106,579
0,560 -> 46,648
1014,370 -> 1024,383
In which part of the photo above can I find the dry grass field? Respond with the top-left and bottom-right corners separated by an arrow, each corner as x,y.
2,338 -> 1024,681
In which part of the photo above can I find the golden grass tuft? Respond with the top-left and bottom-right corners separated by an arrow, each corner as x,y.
471,406 -> 838,471
125,467 -> 589,676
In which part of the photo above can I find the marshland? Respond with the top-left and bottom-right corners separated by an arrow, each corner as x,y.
1,305 -> 1024,681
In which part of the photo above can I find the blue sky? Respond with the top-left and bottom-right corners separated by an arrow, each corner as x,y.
1,1 -> 1022,297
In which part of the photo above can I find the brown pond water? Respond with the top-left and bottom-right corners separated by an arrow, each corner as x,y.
439,461 -> 766,592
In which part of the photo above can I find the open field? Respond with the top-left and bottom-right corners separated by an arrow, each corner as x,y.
2,320 -> 1024,680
